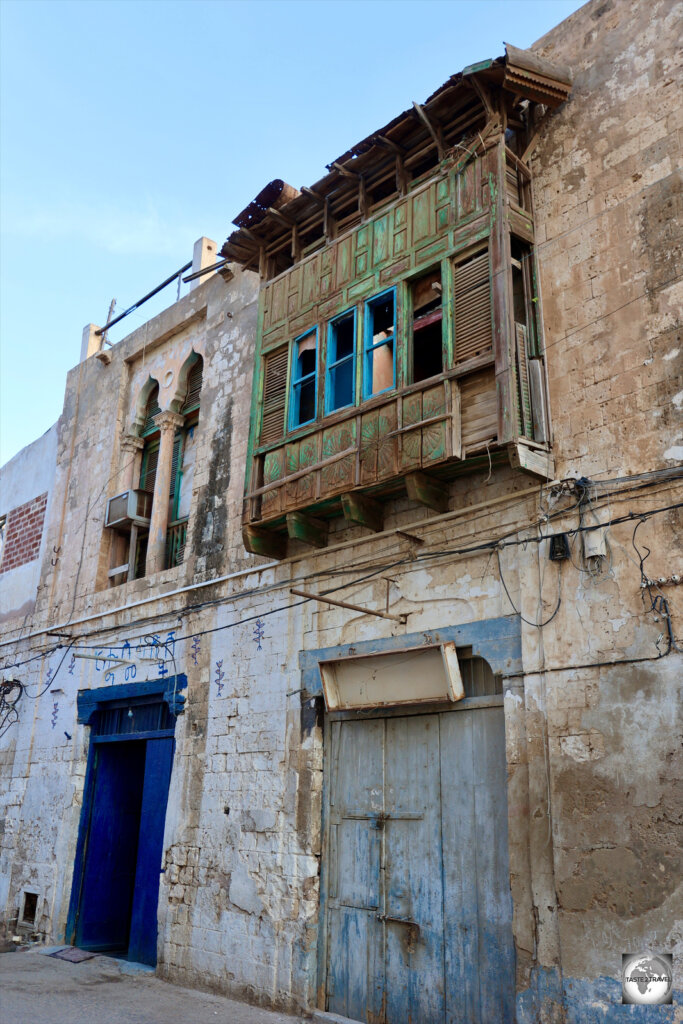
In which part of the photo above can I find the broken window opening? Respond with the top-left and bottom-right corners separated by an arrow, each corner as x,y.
369,172 -> 398,208
511,237 -> 536,438
326,309 -> 356,413
21,892 -> 38,925
364,290 -> 395,398
511,237 -> 538,352
411,268 -> 443,383
290,328 -> 318,428
407,148 -> 439,183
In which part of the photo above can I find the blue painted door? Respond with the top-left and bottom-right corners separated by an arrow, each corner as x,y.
74,736 -> 174,965
128,737 -> 174,965
324,706 -> 515,1023
75,742 -> 146,952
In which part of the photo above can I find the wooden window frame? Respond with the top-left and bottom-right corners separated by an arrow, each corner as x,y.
325,308 -> 357,415
363,287 -> 397,400
289,327 -> 319,430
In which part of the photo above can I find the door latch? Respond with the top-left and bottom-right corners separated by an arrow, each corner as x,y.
376,914 -> 420,951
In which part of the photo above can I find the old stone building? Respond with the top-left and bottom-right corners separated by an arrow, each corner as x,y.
0,0 -> 681,1020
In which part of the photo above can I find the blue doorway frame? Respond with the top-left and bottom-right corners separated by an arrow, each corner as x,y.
66,676 -> 186,966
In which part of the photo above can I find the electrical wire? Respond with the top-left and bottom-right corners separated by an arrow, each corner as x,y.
23,494 -> 680,660
632,518 -> 683,656
496,546 -> 562,628
2,489 -> 679,681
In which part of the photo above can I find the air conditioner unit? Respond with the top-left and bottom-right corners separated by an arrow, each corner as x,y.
105,489 -> 153,530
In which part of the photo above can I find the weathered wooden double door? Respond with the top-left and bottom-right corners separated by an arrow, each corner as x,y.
322,706 -> 515,1023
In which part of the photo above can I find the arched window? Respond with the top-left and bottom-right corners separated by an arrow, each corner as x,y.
166,355 -> 203,568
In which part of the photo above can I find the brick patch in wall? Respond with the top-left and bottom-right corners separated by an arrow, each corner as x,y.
0,493 -> 48,574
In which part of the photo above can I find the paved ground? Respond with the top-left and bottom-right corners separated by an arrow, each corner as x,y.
0,947 -> 305,1024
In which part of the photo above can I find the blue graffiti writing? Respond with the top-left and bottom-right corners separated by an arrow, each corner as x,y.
165,630 -> 176,657
215,659 -> 225,697
191,635 -> 201,666
253,618 -> 266,651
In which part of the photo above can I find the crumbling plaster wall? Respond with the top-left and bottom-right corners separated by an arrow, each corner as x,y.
0,265 -> 261,945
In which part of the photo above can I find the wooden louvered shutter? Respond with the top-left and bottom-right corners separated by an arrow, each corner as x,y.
142,386 -> 161,435
134,535 -> 148,579
515,323 -> 533,437
182,360 -> 203,413
260,346 -> 288,445
505,165 -> 520,206
170,431 -> 183,500
454,251 -> 493,364
140,444 -> 159,493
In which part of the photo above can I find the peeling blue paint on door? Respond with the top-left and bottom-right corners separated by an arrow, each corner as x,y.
68,681 -> 179,967
74,741 -> 146,954
323,704 -> 515,1023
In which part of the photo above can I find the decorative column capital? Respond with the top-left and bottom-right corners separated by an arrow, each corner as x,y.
120,433 -> 145,453
153,411 -> 185,433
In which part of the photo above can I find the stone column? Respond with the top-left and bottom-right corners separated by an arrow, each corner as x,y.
120,434 -> 145,492
145,411 -> 184,576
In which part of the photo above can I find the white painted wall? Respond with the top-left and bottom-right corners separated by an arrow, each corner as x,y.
0,423 -> 59,620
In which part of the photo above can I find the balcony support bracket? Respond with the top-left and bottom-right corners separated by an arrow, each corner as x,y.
405,472 -> 450,513
341,491 -> 384,533
286,511 -> 329,549
243,525 -> 287,560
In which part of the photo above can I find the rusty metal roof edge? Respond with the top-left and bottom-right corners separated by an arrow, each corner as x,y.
504,41 -> 573,86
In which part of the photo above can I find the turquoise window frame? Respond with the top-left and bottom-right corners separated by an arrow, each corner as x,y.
363,288 -> 396,400
325,308 -> 357,414
289,327 -> 318,430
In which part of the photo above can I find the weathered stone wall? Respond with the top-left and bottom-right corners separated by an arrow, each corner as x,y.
533,0 -> 682,479
0,2 -> 681,1021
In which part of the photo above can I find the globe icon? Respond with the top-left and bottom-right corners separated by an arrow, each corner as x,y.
622,954 -> 673,1005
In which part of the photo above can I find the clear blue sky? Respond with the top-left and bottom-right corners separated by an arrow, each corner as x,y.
0,0 -> 586,466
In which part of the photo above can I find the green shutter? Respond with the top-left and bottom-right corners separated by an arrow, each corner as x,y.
139,442 -> 160,493
141,385 -> 161,436
260,346 -> 288,445
515,323 -> 533,437
170,430 -> 183,511
182,359 -> 203,413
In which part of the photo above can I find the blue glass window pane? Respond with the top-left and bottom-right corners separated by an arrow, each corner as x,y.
329,360 -> 354,410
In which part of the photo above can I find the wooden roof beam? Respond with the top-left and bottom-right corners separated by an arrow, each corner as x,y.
467,76 -> 496,120
331,160 -> 361,179
412,102 -> 445,160
300,187 -> 336,241
267,206 -> 294,227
